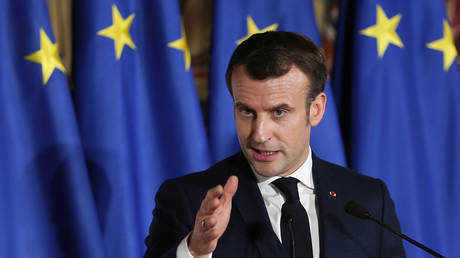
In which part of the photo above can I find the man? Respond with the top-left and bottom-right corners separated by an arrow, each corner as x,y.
144,31 -> 405,258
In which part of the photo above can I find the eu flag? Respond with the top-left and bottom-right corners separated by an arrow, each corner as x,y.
0,0 -> 105,257
73,0 -> 211,257
208,0 -> 346,165
333,1 -> 460,257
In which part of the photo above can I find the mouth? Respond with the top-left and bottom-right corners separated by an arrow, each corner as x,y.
251,148 -> 279,161
257,150 -> 276,155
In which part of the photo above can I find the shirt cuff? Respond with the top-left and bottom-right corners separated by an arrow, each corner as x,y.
176,232 -> 212,258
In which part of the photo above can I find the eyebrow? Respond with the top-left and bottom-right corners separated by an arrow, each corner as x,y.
235,102 -> 252,110
269,103 -> 293,112
235,102 -> 294,112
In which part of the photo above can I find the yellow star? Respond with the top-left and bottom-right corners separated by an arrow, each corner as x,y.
25,28 -> 66,85
236,16 -> 278,45
97,4 -> 136,60
360,5 -> 404,58
426,20 -> 458,71
168,22 -> 191,71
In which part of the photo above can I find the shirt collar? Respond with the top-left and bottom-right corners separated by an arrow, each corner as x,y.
252,147 -> 314,190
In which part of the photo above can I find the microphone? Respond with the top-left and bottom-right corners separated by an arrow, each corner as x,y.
283,204 -> 296,258
344,201 -> 445,258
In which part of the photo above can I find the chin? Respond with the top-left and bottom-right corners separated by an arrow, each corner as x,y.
252,163 -> 282,177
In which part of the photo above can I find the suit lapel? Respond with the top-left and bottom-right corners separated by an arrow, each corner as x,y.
231,153 -> 286,258
312,155 -> 364,257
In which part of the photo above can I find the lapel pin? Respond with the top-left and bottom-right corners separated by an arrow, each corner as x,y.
329,191 -> 337,197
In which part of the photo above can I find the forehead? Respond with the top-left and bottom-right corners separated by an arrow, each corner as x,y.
231,65 -> 310,107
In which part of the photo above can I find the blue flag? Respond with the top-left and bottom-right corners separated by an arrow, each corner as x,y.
0,1 -> 105,257
333,1 -> 460,257
208,0 -> 346,165
73,0 -> 211,257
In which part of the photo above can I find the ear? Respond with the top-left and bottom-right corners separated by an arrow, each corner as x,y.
309,92 -> 326,127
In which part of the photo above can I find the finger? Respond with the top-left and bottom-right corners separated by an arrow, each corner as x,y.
200,185 -> 223,212
204,195 -> 221,214
207,185 -> 223,200
200,216 -> 217,231
201,227 -> 220,242
222,176 -> 238,203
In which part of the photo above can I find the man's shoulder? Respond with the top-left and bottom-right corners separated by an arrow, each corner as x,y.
154,153 -> 246,209
313,155 -> 393,212
163,152 -> 245,189
313,155 -> 383,188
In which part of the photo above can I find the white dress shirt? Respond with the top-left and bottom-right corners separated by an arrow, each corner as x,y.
253,147 -> 319,258
177,148 -> 319,258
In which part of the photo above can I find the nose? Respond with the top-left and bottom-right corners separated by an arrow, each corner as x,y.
251,115 -> 272,144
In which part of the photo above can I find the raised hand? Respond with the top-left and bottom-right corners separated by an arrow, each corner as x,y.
188,176 -> 238,257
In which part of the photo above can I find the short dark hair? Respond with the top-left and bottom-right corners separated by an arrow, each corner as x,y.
225,31 -> 327,104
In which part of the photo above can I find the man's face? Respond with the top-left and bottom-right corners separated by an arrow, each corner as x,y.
232,65 -> 317,177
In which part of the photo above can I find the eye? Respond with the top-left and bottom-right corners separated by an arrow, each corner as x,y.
274,109 -> 286,117
240,108 -> 253,116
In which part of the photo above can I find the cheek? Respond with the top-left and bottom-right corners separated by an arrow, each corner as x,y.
235,117 -> 251,137
278,117 -> 309,143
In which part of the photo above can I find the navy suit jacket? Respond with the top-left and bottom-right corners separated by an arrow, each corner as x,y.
144,152 -> 405,257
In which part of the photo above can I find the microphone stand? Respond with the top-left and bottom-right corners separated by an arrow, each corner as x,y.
367,216 -> 444,258
345,200 -> 445,258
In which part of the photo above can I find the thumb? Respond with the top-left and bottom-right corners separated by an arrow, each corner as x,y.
223,175 -> 238,201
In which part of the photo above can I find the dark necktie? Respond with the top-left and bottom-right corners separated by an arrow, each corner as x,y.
273,177 -> 313,258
